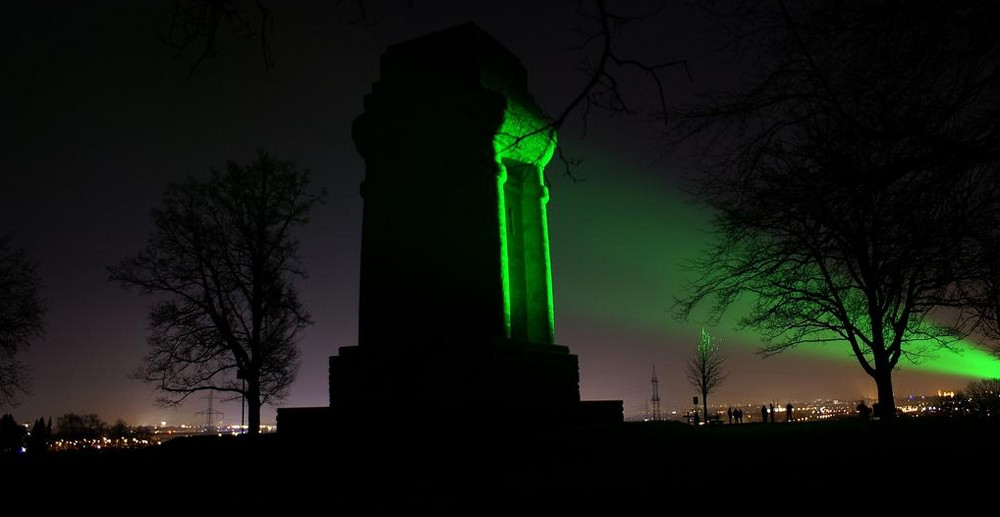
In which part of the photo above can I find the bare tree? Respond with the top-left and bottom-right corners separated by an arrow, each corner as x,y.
964,379 -> 1000,421
685,328 -> 726,423
56,413 -> 106,440
674,0 -> 1000,419
109,151 -> 325,435
0,235 -> 44,407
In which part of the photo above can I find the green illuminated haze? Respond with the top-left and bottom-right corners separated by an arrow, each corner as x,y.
549,153 -> 1000,381
482,77 -> 1000,394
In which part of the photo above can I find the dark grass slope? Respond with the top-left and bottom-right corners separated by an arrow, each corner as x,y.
5,418 -> 998,510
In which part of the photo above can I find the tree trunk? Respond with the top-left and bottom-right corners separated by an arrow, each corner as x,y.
702,392 -> 709,424
247,376 -> 262,436
874,368 -> 897,420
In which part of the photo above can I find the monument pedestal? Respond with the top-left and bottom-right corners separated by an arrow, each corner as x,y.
329,338 -> 582,424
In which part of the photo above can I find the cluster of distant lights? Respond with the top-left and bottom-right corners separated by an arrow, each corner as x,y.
49,437 -> 154,451
637,392 -> 976,422
152,421 -> 276,431
11,422 -> 277,454
150,422 -> 275,434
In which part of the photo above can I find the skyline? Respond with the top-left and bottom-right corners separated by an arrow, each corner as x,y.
3,1 -> 1000,426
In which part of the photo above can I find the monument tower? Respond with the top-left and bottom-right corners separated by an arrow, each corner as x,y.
281,23 -> 621,429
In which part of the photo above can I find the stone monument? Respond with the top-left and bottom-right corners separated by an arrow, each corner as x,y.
280,23 -> 621,430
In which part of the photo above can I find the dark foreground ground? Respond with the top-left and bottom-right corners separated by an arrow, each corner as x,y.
5,417 -> 997,510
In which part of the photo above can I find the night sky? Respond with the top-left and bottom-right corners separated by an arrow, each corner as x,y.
3,1 -> 999,426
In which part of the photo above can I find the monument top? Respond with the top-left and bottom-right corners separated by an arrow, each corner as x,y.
358,22 -> 555,168
380,22 -> 530,100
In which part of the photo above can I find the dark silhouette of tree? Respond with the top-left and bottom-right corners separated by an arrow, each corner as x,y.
964,379 -> 1000,421
56,413 -> 106,441
26,417 -> 49,453
54,413 -> 82,438
109,418 -> 132,448
674,0 -> 1000,419
109,151 -> 324,436
685,328 -> 727,423
110,419 -> 130,439
0,413 -> 25,454
0,235 -> 44,407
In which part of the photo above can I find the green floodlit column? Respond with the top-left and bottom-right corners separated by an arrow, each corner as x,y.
492,98 -> 557,344
496,161 -> 512,339
537,170 -> 556,343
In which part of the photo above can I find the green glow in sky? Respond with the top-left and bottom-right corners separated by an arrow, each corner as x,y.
794,333 -> 1000,378
549,153 -> 1000,380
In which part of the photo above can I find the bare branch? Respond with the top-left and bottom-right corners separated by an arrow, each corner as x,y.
0,235 -> 44,407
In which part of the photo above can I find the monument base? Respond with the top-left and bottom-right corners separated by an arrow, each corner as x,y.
330,338 -> 581,420
278,339 -> 622,434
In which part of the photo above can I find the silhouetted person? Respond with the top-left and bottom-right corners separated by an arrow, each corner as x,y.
694,412 -> 700,426
786,403 -> 793,422
761,405 -> 768,423
857,401 -> 871,421
728,407 -> 733,424
737,408 -> 743,423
